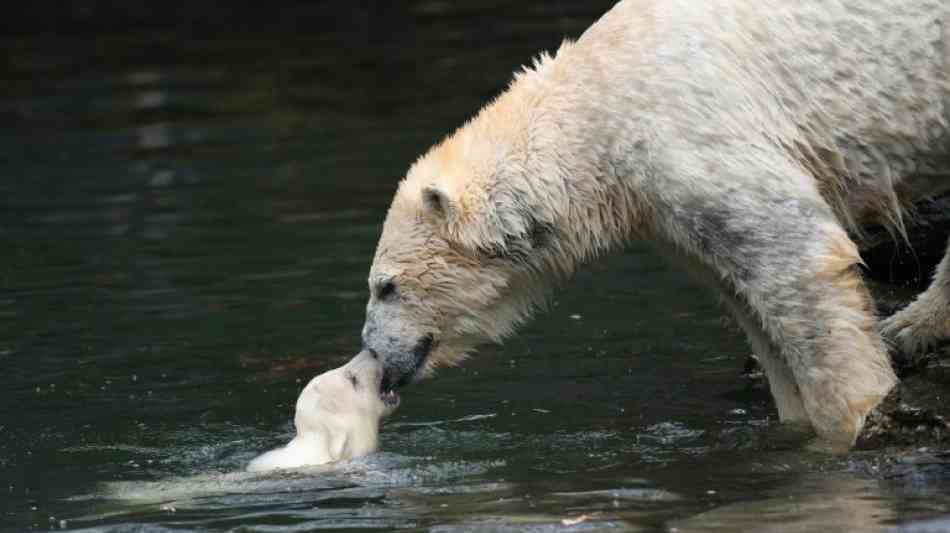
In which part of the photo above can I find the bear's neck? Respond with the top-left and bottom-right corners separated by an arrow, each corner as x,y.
484,43 -> 654,273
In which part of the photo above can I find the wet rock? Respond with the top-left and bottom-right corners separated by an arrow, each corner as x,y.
856,344 -> 950,451
888,344 -> 942,380
856,383 -> 950,450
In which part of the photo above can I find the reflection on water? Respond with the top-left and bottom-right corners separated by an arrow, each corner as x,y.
3,0 -> 950,531
671,476 -> 895,533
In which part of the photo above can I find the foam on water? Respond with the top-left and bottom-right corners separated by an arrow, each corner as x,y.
63,436 -> 512,530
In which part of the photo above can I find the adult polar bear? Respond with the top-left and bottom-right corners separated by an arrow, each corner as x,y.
361,0 -> 950,452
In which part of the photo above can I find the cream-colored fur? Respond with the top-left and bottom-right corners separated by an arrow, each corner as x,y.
364,0 -> 950,451
247,351 -> 396,472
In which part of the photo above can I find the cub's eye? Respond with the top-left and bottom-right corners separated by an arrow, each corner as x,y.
348,374 -> 359,388
377,280 -> 396,300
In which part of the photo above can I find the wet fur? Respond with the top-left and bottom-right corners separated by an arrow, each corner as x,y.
367,0 -> 950,451
247,353 -> 391,472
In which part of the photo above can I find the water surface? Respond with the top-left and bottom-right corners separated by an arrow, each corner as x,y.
3,2 -> 950,531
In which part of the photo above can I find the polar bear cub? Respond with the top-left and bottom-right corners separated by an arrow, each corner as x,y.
247,350 -> 399,472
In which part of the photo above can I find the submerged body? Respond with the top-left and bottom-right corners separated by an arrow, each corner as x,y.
247,351 -> 397,472
362,0 -> 950,451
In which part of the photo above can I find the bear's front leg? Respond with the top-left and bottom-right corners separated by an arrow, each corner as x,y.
772,227 -> 898,452
652,151 -> 898,451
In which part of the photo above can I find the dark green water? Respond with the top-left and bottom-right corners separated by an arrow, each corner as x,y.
3,2 -> 950,531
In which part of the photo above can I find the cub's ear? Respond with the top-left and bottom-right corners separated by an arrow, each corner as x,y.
421,185 -> 455,221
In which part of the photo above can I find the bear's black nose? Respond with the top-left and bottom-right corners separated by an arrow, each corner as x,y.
373,279 -> 396,300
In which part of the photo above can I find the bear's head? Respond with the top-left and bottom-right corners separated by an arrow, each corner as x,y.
361,50 -> 642,393
362,111 -> 571,393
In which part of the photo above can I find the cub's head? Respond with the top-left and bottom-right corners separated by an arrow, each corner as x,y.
246,351 -> 397,472
296,350 -> 399,437
363,119 -> 569,395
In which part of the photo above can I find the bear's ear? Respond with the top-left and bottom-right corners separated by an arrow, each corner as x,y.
422,182 -> 553,262
421,184 -> 455,221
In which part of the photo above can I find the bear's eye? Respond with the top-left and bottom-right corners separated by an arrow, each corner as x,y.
376,280 -> 396,300
348,374 -> 359,388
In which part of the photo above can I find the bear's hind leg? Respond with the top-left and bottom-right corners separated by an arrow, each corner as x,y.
881,238 -> 950,355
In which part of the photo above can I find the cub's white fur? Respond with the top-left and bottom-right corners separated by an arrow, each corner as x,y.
247,351 -> 396,472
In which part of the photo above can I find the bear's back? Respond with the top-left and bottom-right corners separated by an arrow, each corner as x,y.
576,0 -> 950,225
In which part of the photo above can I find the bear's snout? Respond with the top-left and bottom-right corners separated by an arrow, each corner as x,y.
361,300 -> 436,391
369,332 -> 434,393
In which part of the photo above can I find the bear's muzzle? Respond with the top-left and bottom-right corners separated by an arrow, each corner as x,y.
365,331 -> 434,393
